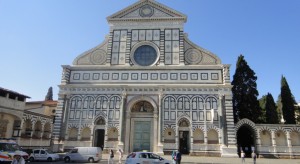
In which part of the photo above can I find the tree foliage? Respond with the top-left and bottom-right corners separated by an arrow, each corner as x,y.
280,76 -> 296,124
259,93 -> 278,124
276,95 -> 284,123
296,105 -> 300,124
232,55 -> 262,123
45,87 -> 53,101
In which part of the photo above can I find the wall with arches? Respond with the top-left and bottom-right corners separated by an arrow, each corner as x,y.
236,119 -> 300,158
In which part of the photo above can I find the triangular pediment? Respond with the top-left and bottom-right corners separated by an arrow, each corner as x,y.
107,0 -> 187,22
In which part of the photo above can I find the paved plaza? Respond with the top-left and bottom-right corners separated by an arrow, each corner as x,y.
99,154 -> 300,164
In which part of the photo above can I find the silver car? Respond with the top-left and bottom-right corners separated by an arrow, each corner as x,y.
125,152 -> 172,164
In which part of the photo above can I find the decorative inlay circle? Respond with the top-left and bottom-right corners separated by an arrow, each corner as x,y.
185,49 -> 203,64
90,49 -> 107,65
139,5 -> 154,17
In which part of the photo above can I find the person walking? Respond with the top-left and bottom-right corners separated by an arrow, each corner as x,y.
108,149 -> 114,164
241,151 -> 245,163
117,148 -> 123,164
171,150 -> 176,164
252,151 -> 257,164
175,150 -> 182,164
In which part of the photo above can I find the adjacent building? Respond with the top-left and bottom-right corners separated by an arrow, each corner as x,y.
0,87 -> 56,149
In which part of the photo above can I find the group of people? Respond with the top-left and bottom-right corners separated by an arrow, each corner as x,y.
108,148 -> 123,164
10,151 -> 25,164
241,151 -> 257,164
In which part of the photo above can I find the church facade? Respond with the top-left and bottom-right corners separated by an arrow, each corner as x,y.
53,0 -> 300,158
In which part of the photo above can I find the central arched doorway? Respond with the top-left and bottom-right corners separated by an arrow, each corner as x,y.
130,100 -> 154,152
236,119 -> 257,158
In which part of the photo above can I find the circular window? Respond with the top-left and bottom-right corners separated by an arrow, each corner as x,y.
133,45 -> 158,66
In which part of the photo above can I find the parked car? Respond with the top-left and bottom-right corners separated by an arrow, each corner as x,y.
125,152 -> 172,164
29,149 -> 60,162
64,147 -> 102,163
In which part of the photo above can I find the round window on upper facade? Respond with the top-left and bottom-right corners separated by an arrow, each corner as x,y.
133,45 -> 158,66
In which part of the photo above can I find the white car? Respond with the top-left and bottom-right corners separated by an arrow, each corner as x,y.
125,152 -> 172,164
29,149 -> 60,162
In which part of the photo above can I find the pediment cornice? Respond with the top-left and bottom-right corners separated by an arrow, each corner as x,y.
107,0 -> 187,23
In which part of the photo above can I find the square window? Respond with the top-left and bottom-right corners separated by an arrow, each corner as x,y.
93,73 -> 100,80
161,73 -> 168,80
191,73 -> 198,80
131,73 -> 138,80
180,73 -> 188,80
151,73 -> 158,80
102,73 -> 110,80
83,73 -> 90,80
141,73 -> 148,80
73,73 -> 80,80
170,73 -> 178,80
122,73 -> 129,80
201,73 -> 208,80
112,73 -> 119,80
211,73 -> 219,80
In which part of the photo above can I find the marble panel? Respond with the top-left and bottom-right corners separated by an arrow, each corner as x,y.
113,31 -> 121,41
165,30 -> 172,40
120,30 -> 127,42
172,29 -> 180,40
139,30 -> 146,40
153,30 -> 160,40
165,41 -> 172,52
165,53 -> 172,65
173,52 -> 180,64
112,42 -> 120,53
132,30 -> 139,41
146,30 -> 153,40
172,41 -> 179,52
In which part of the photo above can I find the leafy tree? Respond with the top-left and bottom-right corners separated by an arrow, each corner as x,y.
232,55 -> 262,123
45,87 -> 53,101
259,95 -> 267,123
280,76 -> 296,124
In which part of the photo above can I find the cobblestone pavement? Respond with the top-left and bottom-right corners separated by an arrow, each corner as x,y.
100,154 -> 300,164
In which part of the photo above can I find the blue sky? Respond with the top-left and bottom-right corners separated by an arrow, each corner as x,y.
0,0 -> 299,102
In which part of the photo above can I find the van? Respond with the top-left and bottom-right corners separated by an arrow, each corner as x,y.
0,138 -> 29,162
29,148 -> 60,162
64,147 -> 102,163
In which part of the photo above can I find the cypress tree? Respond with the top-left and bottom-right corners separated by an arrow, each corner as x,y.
232,55 -> 261,123
45,87 -> 53,101
280,76 -> 296,124
265,93 -> 279,124
276,95 -> 284,123
295,105 -> 300,124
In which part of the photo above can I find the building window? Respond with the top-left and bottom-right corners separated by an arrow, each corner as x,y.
133,45 -> 157,66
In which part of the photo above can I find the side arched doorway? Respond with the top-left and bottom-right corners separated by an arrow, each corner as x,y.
236,119 -> 257,157
178,118 -> 190,154
94,117 -> 106,149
